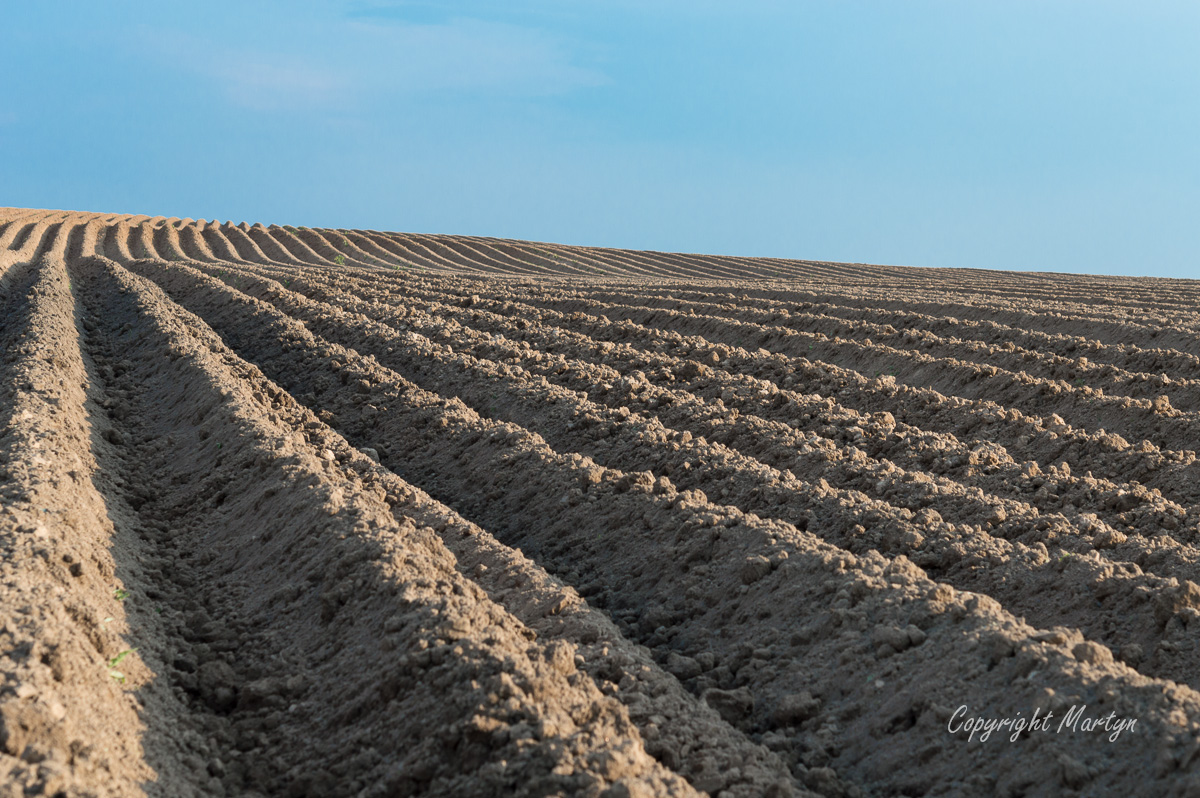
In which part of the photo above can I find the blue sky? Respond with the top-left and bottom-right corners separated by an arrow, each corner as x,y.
3,1 -> 1198,278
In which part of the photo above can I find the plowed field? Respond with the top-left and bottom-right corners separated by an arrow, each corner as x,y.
4,208 -> 1200,797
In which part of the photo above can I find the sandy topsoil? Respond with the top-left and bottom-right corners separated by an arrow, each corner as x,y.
3,208 -> 1200,797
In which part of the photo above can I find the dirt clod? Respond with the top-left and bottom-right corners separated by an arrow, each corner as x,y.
6,208 -> 1200,796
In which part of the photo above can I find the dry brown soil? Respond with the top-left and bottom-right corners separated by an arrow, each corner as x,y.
4,208 -> 1200,797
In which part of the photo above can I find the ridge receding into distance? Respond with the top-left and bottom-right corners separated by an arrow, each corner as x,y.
3,206 -> 1200,797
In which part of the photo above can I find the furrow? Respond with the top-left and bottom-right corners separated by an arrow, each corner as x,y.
733,283 -> 1200,357
388,233 -> 512,274
27,220 -> 69,266
545,242 -> 656,278
460,236 -> 639,278
896,288 -> 1200,330
474,237 -> 597,277
448,237 -> 558,274
62,220 -> 91,264
653,250 -> 780,280
306,272 -> 1189,530
222,263 -> 1200,689
634,249 -> 753,282
323,228 -> 408,270
609,247 -> 725,280
262,225 -> 329,266
217,274 -> 812,794
340,230 -> 413,269
456,236 -> 811,281
304,229 -> 382,268
355,231 -> 453,274
836,272 -> 1200,315
420,235 -> 530,274
304,270 -> 1193,538
344,450 -> 813,796
657,279 -> 1200,342
334,273 -> 1200,517
0,213 -> 43,251
173,221 -> 220,263
0,208 -> 43,236
126,220 -> 159,261
590,247 -> 711,280
406,236 -> 532,276
630,286 -> 1200,400
217,222 -> 278,265
71,253 -> 700,797
240,224 -> 302,265
0,228 -> 167,796
12,209 -> 1200,796
2,218 -> 60,290
565,286 -> 1200,412
79,218 -> 116,261
526,240 -> 662,278
198,224 -> 251,265
496,291 -> 1200,508
101,219 -> 136,263
360,278 -> 1200,578
289,227 -> 358,265
123,257 -> 838,797
6,222 -> 39,252
665,250 -> 819,281
515,290 -> 1200,452
150,221 -> 187,262
126,256 -> 1200,797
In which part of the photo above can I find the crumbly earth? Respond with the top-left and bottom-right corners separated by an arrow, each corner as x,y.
3,208 -> 1200,797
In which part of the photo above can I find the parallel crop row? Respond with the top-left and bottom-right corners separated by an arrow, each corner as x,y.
5,208 -> 1200,797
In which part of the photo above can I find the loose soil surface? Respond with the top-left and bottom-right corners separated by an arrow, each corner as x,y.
4,208 -> 1200,797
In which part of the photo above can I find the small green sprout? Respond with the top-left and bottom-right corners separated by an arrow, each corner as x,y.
108,649 -> 135,667
334,254 -> 347,266
107,648 -> 137,683
113,588 -> 130,601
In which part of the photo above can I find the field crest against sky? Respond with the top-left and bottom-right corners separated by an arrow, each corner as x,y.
2,1 -> 1197,278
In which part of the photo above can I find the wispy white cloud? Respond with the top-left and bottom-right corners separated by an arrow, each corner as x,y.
210,59 -> 345,111
136,12 -> 605,114
346,16 -> 608,97
138,28 -> 349,112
